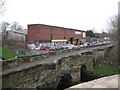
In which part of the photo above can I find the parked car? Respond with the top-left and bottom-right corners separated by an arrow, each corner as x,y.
62,44 -> 69,49
34,47 -> 40,50
40,46 -> 46,50
44,47 -> 53,51
87,43 -> 93,46
80,45 -> 84,47
27,44 -> 36,50
67,44 -> 75,49
73,45 -> 79,49
102,41 -> 107,44
83,43 -> 88,47
98,42 -> 103,45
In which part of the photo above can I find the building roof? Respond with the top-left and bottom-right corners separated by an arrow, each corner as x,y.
28,24 -> 86,32
8,30 -> 27,35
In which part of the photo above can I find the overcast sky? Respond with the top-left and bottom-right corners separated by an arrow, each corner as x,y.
0,0 -> 119,33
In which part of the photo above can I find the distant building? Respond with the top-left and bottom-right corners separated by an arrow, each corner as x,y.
6,30 -> 27,44
95,32 -> 111,42
27,24 -> 86,45
86,36 -> 97,43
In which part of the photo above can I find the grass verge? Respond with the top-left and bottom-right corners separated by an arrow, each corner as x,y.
0,47 -> 20,59
93,64 -> 120,76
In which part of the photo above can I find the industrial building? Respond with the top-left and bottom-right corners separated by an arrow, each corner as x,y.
27,24 -> 86,45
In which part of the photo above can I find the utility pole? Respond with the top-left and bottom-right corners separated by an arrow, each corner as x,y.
50,26 -> 53,44
118,1 -> 120,67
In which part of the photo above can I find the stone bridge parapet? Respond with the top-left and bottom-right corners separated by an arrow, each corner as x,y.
2,45 -> 113,88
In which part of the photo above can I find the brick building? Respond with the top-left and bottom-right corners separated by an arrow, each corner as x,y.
7,30 -> 27,42
27,24 -> 86,45
2,30 -> 27,50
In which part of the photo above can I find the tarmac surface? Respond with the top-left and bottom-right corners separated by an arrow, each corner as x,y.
66,74 -> 119,89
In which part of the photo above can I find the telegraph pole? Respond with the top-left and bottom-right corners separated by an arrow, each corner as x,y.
118,1 -> 120,67
50,26 -> 53,45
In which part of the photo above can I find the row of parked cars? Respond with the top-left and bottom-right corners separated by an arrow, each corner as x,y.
27,44 -> 77,51
27,41 -> 111,51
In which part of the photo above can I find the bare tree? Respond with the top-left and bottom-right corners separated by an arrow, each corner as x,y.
0,21 -> 9,40
0,0 -> 6,15
106,15 -> 119,66
17,25 -> 23,30
11,22 -> 18,31
107,15 -> 118,42
11,22 -> 23,30
1,21 -> 9,34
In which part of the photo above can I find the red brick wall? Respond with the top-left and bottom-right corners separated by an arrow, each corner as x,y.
27,24 -> 86,42
65,29 -> 75,40
52,27 -> 65,39
74,30 -> 84,39
28,24 -> 51,41
65,29 -> 86,40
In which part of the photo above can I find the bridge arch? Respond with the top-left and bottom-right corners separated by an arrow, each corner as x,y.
81,64 -> 87,71
56,72 -> 73,90
80,64 -> 88,82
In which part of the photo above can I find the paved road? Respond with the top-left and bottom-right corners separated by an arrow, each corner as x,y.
2,44 -> 113,76
28,50 -> 48,55
66,74 -> 119,89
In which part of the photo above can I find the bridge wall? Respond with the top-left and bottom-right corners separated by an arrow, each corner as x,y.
2,48 -> 82,70
3,63 -> 57,88
93,46 -> 114,63
2,53 -> 94,88
2,45 -> 112,70
2,46 -> 113,88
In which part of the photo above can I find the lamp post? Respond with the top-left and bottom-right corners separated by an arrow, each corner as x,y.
50,26 -> 53,46
36,34 -> 40,47
37,34 -> 40,43
37,34 -> 39,42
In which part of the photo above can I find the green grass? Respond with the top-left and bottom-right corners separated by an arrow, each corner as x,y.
0,47 -> 20,59
93,64 -> 120,76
